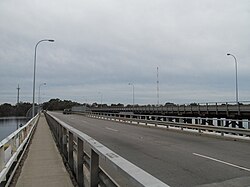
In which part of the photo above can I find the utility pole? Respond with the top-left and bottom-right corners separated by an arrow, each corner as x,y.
157,67 -> 159,106
16,84 -> 20,128
17,84 -> 20,104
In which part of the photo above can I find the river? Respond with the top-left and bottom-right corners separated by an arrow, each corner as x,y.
0,117 -> 28,141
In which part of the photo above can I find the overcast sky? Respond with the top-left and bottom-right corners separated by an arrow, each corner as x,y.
0,0 -> 250,105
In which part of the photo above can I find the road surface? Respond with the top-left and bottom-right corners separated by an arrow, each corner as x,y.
50,112 -> 250,187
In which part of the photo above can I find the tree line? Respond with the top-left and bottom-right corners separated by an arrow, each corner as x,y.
0,102 -> 32,117
0,98 -> 180,117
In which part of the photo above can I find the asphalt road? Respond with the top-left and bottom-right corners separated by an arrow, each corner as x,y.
50,112 -> 250,187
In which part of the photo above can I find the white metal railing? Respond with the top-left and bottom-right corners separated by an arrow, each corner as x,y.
0,114 -> 39,186
45,112 -> 170,187
84,112 -> 250,140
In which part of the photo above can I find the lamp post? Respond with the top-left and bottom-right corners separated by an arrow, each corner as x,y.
32,39 -> 54,117
227,53 -> 239,104
128,83 -> 134,106
38,82 -> 46,105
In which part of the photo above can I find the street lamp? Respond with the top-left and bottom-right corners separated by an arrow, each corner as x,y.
32,39 -> 54,117
128,83 -> 134,106
38,82 -> 46,105
227,53 -> 239,104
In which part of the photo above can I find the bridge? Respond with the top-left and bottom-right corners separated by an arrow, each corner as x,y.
0,107 -> 250,186
91,102 -> 250,119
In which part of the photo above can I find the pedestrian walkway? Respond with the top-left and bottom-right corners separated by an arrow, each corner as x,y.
15,114 -> 74,187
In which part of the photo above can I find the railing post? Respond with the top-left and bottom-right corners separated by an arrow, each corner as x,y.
20,130 -> 25,144
77,138 -> 84,187
217,119 -> 221,127
226,102 -> 229,116
179,118 -> 184,123
238,120 -> 243,128
59,125 -> 63,149
237,103 -> 240,116
68,131 -> 74,171
0,146 -> 5,171
11,137 -> 17,156
202,119 -> 206,125
216,103 -> 218,115
55,122 -> 59,141
62,127 -> 68,159
198,104 -> 200,115
90,149 -> 100,187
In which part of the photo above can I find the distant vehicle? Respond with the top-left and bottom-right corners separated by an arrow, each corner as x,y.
63,109 -> 71,114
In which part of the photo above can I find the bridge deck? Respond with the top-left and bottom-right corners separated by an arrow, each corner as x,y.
15,114 -> 74,187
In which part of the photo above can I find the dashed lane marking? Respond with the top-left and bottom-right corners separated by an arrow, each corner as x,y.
105,127 -> 118,132
193,153 -> 250,172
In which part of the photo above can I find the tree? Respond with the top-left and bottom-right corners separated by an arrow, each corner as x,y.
43,98 -> 81,111
0,102 -> 32,117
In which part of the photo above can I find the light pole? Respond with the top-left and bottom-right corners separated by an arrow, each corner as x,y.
38,82 -> 46,105
128,83 -> 134,106
227,53 -> 239,104
32,39 -> 54,117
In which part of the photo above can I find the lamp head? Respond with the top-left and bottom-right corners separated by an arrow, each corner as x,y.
48,39 -> 55,42
227,53 -> 231,56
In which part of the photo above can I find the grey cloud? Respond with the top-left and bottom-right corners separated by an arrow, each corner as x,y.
1,0 -> 250,105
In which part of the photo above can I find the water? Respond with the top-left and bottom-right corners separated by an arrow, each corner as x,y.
0,117 -> 28,141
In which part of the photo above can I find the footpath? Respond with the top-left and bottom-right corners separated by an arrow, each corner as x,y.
15,114 -> 74,187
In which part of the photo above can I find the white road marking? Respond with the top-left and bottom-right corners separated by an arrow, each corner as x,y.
105,127 -> 118,132
193,153 -> 250,172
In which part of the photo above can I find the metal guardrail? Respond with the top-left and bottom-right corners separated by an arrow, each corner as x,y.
0,114 -> 39,186
85,112 -> 250,140
45,112 -> 170,187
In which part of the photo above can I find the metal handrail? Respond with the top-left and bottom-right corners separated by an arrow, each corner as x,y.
0,114 -> 39,185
